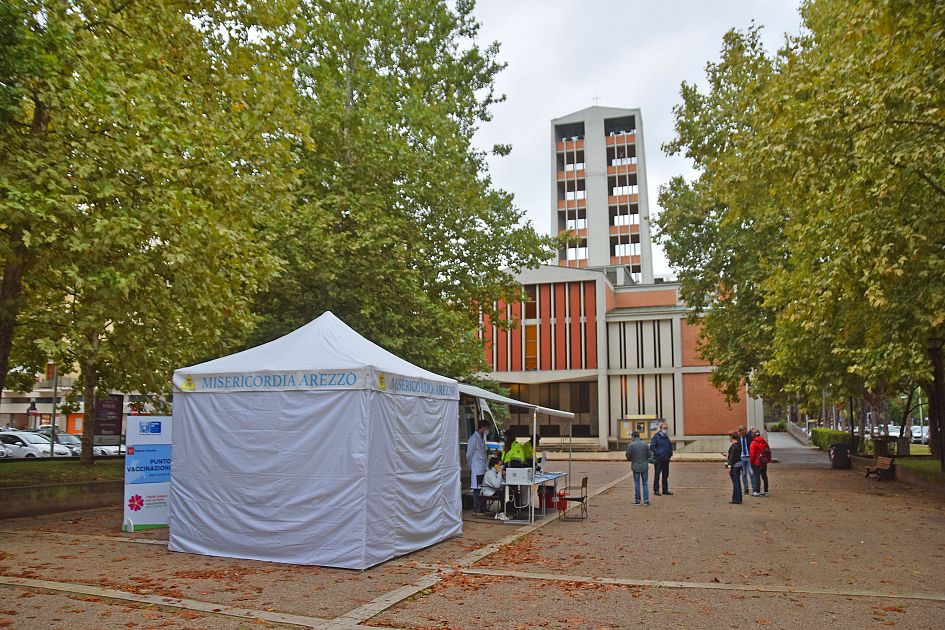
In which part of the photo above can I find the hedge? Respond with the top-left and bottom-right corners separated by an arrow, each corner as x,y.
810,428 -> 852,451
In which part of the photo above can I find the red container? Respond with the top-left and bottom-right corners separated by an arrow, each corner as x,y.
556,489 -> 568,512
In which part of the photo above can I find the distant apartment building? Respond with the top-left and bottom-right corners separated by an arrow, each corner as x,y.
482,106 -> 761,449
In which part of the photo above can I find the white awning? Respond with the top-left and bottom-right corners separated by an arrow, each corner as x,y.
458,383 -> 574,419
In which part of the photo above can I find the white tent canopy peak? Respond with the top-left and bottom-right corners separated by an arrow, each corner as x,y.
173,311 -> 457,399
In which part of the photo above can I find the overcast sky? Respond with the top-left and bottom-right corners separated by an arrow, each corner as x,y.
469,0 -> 804,277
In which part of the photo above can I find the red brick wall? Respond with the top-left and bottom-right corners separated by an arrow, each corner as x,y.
681,320 -> 708,367
584,281 -> 596,369
614,288 -> 677,308
487,280 -> 599,372
509,301 -> 522,372
495,307 -> 508,371
682,373 -> 746,435
569,283 -> 582,368
482,311 -> 493,368
539,285 -> 552,371
554,284 -> 568,369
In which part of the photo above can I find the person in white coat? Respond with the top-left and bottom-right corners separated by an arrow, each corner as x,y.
466,420 -> 490,515
480,456 -> 505,516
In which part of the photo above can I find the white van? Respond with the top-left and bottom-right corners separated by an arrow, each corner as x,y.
458,392 -> 502,489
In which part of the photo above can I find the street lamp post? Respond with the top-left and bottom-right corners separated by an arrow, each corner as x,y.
49,363 -> 59,458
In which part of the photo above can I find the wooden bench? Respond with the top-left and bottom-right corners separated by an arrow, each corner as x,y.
865,456 -> 895,481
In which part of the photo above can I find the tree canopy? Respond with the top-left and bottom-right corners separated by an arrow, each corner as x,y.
2,0 -> 555,461
657,0 -> 945,456
1,1 -> 300,460
247,0 -> 555,378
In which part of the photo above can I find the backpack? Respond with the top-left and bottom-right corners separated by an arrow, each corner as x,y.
760,443 -> 772,465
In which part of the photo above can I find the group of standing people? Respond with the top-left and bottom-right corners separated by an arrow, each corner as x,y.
472,418 -> 773,514
625,421 -> 772,507
725,425 -> 772,504
624,421 -> 674,506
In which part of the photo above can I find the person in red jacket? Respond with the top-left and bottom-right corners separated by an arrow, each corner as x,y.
749,432 -> 771,496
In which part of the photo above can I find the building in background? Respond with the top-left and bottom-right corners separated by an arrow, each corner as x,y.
0,367 -> 138,440
553,106 -> 654,284
482,106 -> 761,450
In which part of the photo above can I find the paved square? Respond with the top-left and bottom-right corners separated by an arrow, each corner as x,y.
1,459 -> 943,629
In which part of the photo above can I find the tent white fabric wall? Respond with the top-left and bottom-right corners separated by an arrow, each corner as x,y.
168,312 -> 461,569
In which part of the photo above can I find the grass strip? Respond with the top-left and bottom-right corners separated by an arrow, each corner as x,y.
0,458 -> 124,488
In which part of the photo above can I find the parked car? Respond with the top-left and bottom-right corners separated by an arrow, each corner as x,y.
912,426 -> 930,444
99,443 -> 127,456
34,428 -> 112,457
0,432 -> 72,458
872,425 -> 901,438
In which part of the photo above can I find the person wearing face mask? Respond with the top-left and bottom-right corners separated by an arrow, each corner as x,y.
466,420 -> 490,516
649,422 -> 674,496
481,457 -> 504,504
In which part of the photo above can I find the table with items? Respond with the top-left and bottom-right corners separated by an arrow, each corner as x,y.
500,470 -> 568,524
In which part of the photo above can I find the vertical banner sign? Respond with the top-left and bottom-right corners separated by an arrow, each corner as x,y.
122,416 -> 172,532
95,393 -> 124,446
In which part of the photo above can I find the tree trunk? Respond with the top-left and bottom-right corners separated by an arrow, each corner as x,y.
857,399 -> 867,455
80,362 -> 98,465
926,343 -> 945,471
898,389 -> 913,457
848,396 -> 855,449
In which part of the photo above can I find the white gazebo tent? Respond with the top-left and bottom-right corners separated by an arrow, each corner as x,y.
168,312 -> 461,570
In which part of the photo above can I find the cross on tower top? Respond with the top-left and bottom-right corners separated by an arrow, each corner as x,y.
592,95 -> 601,106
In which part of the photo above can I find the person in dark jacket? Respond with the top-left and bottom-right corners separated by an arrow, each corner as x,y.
650,422 -> 674,495
726,432 -> 743,504
736,425 -> 755,495
625,431 -> 651,505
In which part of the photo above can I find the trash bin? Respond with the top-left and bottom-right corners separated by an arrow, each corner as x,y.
872,436 -> 893,457
829,443 -> 850,469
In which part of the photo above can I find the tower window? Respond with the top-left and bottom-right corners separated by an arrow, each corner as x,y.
565,246 -> 588,260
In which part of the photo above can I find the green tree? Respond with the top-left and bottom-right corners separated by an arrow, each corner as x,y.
658,0 -> 945,463
756,0 -> 945,457
249,0 -> 555,378
657,28 -> 793,405
1,1 -> 300,462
